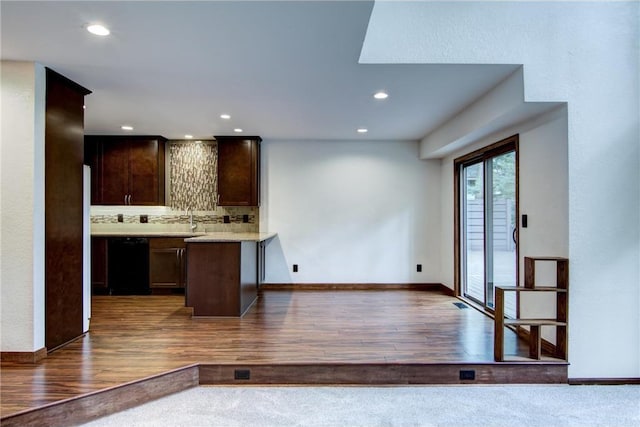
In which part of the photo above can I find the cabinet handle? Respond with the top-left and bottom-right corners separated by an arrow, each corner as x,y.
217,194 -> 220,205
124,194 -> 127,205
128,194 -> 132,205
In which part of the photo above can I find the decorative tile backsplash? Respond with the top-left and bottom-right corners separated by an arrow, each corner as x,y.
91,210 -> 256,225
169,141 -> 217,211
91,206 -> 259,233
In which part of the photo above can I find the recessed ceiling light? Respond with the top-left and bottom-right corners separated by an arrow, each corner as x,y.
87,24 -> 110,36
233,128 -> 243,133
220,114 -> 231,120
121,125 -> 133,131
357,128 -> 368,133
373,91 -> 388,100
185,135 -> 193,139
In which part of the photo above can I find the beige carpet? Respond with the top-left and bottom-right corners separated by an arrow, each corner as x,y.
80,385 -> 640,426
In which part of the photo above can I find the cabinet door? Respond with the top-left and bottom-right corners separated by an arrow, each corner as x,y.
149,248 -> 181,288
128,139 -> 164,206
149,238 -> 185,288
100,140 -> 130,205
85,136 -> 166,206
91,237 -> 108,291
216,137 -> 260,206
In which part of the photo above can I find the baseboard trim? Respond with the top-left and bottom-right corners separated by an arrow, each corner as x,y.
568,378 -> 640,385
0,364 -> 199,427
261,283 -> 454,295
47,333 -> 86,354
1,347 -> 47,363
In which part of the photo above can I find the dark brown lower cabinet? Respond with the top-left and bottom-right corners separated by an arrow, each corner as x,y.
91,237 -> 108,292
186,242 -> 257,316
149,238 -> 186,289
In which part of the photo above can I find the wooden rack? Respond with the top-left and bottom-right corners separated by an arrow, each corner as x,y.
494,256 -> 568,362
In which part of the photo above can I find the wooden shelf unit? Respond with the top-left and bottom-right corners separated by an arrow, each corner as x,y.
494,256 -> 569,362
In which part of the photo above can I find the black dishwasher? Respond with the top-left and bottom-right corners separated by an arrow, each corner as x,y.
108,237 -> 150,295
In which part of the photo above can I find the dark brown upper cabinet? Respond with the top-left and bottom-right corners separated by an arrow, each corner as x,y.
215,136 -> 261,207
85,136 -> 166,206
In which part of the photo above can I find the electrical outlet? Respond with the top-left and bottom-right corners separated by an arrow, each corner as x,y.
242,214 -> 249,223
417,264 -> 422,272
117,214 -> 123,223
293,264 -> 298,273
224,215 -> 230,224
140,215 -> 148,223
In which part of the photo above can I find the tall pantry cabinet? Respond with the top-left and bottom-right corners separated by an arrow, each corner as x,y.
44,68 -> 91,351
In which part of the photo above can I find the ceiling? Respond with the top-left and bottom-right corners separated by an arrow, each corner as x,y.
1,1 -> 519,141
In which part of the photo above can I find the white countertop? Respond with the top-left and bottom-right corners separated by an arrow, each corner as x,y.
184,232 -> 277,243
91,231 -> 207,237
91,230 -> 277,242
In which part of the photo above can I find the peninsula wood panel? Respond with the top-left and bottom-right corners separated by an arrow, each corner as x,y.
186,242 -> 241,316
44,68 -> 90,351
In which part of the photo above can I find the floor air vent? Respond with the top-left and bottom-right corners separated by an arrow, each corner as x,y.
453,302 -> 469,309
234,369 -> 251,380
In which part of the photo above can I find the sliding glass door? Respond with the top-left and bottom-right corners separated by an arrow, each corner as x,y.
461,161 -> 485,303
457,136 -> 518,316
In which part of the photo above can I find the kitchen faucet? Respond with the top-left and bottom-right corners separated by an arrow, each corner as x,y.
188,209 -> 197,232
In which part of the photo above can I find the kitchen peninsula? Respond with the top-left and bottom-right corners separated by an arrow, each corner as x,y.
185,232 -> 276,317
91,230 -> 275,316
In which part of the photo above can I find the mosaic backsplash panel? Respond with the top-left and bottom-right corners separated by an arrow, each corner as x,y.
91,207 -> 259,232
169,141 -> 217,211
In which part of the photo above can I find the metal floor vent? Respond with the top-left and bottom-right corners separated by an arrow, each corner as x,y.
453,302 -> 469,309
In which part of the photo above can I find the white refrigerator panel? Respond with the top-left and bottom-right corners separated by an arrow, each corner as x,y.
83,165 -> 91,332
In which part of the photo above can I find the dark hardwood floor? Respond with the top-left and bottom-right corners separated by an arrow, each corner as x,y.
1,289 -> 556,419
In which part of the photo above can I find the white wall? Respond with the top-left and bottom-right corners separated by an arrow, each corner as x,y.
261,139 -> 441,284
362,0 -> 639,378
0,61 -> 46,352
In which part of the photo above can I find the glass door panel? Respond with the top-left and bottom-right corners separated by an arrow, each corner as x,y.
462,162 -> 484,304
487,152 -> 517,317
